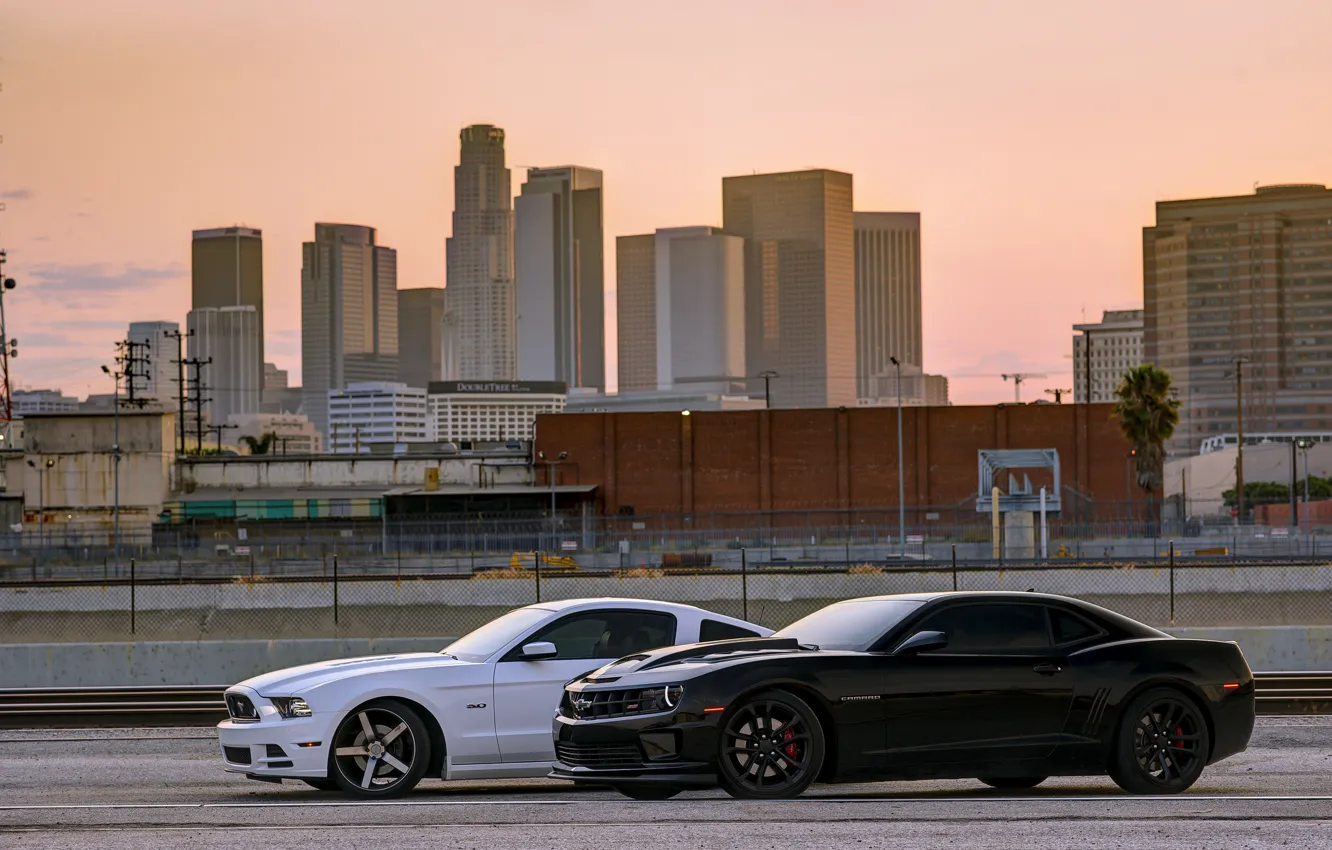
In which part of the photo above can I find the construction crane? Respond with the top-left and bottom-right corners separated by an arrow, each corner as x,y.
1001,373 -> 1047,403
1044,388 -> 1073,404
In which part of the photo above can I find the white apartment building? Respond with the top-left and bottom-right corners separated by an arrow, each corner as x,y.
126,320 -> 181,403
227,412 -> 323,455
428,380 -> 566,443
327,382 -> 429,453
1073,309 -> 1144,402
12,389 -> 79,415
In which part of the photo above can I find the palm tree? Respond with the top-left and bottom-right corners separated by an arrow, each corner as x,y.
1111,364 -> 1181,527
240,431 -> 278,456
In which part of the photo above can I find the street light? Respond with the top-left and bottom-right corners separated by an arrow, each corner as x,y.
101,363 -> 121,570
756,371 -> 779,410
889,356 -> 905,557
25,457 -> 54,566
537,450 -> 568,550
1297,438 -> 1314,544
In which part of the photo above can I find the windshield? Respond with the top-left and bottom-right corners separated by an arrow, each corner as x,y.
441,607 -> 550,662
774,598 -> 925,651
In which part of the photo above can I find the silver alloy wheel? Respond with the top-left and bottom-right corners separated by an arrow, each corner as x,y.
332,707 -> 418,792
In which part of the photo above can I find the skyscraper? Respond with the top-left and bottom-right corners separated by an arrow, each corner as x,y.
515,166 -> 605,389
722,169 -> 856,407
616,227 -> 745,394
192,227 -> 264,390
187,306 -> 261,426
301,223 -> 398,438
397,287 -> 446,389
125,320 -> 180,404
853,213 -> 922,401
446,124 -> 515,380
1143,184 -> 1332,454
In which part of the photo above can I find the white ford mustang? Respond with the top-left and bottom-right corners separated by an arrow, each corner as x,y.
217,597 -> 769,797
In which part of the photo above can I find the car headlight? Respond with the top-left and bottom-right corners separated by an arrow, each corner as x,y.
269,697 -> 312,719
638,684 -> 685,713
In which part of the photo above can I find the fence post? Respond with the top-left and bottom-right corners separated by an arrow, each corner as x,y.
951,543 -> 958,591
844,526 -> 851,567
249,551 -> 255,582
534,550 -> 542,603
1168,540 -> 1175,625
332,554 -> 339,626
130,557 -> 136,635
741,547 -> 748,622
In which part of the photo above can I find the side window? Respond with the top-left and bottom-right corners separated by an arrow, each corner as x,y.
505,611 -> 677,661
700,619 -> 762,642
912,604 -> 1051,654
1050,608 -> 1103,645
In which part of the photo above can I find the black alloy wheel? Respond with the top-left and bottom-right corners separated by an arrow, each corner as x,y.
329,699 -> 432,798
1109,688 -> 1210,795
301,777 -> 340,791
617,785 -> 681,800
978,776 -> 1047,790
716,689 -> 825,800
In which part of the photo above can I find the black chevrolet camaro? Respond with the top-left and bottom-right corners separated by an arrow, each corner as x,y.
549,592 -> 1255,799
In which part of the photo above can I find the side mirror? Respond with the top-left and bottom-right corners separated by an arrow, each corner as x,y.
519,641 -> 558,660
895,630 -> 948,655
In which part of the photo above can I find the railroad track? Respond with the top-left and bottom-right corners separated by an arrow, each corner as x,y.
0,673 -> 1328,730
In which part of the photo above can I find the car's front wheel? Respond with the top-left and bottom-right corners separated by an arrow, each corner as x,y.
716,689 -> 825,800
1109,687 -> 1210,795
329,699 -> 432,798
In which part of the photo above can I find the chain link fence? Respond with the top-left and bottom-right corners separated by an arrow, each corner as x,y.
3,545 -> 1330,644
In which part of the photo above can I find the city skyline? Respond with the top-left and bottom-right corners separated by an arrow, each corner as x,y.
2,1 -> 1329,405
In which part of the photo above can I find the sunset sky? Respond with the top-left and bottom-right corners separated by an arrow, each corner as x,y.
2,0 -> 1329,404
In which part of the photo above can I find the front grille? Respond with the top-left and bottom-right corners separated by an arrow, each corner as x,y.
223,746 -> 252,765
226,693 -> 259,722
563,688 -> 666,720
556,742 -> 643,769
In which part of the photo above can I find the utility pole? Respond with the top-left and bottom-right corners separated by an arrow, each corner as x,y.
1234,357 -> 1249,525
0,250 -> 19,448
117,338 -> 152,409
1044,388 -> 1072,404
890,357 -> 905,557
164,328 -> 192,454
756,370 -> 779,410
183,356 -> 212,455
206,422 -> 238,453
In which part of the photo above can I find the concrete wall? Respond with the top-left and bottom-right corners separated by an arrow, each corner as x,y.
1165,441 -> 1332,518
2,626 -> 1328,688
533,403 -> 1140,519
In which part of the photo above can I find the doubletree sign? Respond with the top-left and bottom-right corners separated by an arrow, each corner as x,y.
428,381 -> 568,395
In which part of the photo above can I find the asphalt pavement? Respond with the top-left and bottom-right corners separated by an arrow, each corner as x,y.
1,718 -> 1329,849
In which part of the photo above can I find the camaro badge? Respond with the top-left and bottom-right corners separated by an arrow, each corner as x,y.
840,695 -> 881,703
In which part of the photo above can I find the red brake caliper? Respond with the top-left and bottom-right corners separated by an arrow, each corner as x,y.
782,727 -> 798,759
1174,725 -> 1184,753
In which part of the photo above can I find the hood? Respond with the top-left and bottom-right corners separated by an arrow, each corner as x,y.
576,637 -> 818,685
235,652 -> 472,696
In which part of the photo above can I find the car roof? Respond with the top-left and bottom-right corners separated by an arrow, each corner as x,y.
837,591 -> 1089,605
524,597 -> 746,620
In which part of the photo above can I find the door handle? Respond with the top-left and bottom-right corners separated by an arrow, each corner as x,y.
1033,663 -> 1062,676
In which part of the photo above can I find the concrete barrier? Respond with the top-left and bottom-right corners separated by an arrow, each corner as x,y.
2,627 -> 1329,688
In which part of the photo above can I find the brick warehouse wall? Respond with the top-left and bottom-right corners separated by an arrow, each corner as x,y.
534,403 -> 1147,519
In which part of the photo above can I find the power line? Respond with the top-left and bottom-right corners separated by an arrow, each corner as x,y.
183,356 -> 211,454
164,328 -> 193,455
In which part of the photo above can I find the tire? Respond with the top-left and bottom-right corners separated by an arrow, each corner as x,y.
978,776 -> 1047,790
716,689 -> 826,800
1108,687 -> 1210,795
617,785 -> 681,800
329,699 -> 433,799
301,777 -> 341,792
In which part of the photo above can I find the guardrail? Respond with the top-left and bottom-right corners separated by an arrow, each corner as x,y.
1,672 -> 1328,730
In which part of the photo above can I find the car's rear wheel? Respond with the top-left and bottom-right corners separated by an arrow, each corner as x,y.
616,785 -> 681,800
978,776 -> 1047,790
301,777 -> 340,791
1109,687 -> 1210,795
329,699 -> 432,799
716,689 -> 825,800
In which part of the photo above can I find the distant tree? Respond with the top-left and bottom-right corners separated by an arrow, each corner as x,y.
240,432 -> 278,456
1112,364 -> 1181,524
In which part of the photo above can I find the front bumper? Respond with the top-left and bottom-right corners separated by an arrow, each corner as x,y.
547,709 -> 718,788
216,687 -> 333,779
